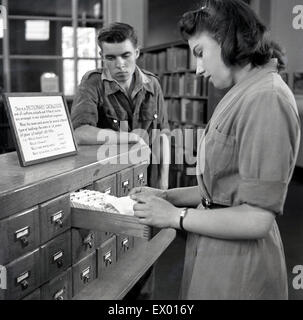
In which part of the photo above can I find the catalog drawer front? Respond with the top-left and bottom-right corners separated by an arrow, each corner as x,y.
0,206 -> 39,265
94,174 -> 117,196
72,228 -> 96,264
1,249 -> 40,300
40,193 -> 71,243
117,168 -> 134,197
116,234 -> 134,261
97,235 -> 117,277
72,252 -> 97,296
41,268 -> 72,300
40,230 -> 71,283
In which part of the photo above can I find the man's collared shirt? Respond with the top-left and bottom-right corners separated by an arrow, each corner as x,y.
71,66 -> 169,136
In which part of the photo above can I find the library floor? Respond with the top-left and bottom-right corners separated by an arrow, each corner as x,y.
152,167 -> 303,300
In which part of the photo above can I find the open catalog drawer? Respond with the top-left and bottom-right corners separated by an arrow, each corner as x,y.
69,190 -> 176,300
70,190 -> 151,239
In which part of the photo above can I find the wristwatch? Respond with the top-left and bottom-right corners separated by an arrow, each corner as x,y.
179,208 -> 189,231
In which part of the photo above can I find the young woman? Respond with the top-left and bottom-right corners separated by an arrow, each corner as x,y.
130,0 -> 301,299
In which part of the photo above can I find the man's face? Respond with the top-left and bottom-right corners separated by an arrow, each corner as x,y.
101,39 -> 139,84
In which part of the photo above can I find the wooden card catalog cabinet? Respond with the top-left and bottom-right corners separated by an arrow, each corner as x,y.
0,145 -> 176,300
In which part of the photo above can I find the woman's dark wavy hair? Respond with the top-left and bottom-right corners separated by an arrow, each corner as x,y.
179,0 -> 286,71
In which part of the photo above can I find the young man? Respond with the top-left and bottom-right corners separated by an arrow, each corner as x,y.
71,22 -> 170,189
71,22 -> 170,299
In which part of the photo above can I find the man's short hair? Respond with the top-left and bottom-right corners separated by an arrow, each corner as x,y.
97,22 -> 138,49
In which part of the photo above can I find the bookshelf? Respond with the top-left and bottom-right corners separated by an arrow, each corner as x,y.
138,40 -> 226,188
0,0 -> 103,153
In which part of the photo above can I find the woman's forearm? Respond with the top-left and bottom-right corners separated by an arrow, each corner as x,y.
165,186 -> 201,207
171,204 -> 275,240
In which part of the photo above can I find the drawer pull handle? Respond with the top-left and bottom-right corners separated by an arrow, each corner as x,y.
104,187 -> 112,195
83,275 -> 90,283
20,280 -> 28,290
20,236 -> 29,247
104,251 -> 112,266
15,226 -> 30,247
122,238 -> 129,251
57,219 -> 63,227
81,267 -> 91,283
16,270 -> 30,289
51,210 -> 64,228
53,251 -> 64,268
83,234 -> 94,249
53,288 -> 65,300
57,260 -> 63,268
122,180 -> 129,191
138,173 -> 145,185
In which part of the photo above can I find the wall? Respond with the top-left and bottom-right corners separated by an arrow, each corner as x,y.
146,0 -> 252,47
102,0 -> 147,47
146,0 -> 198,47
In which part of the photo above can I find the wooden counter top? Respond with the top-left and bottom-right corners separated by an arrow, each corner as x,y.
0,143 -> 150,219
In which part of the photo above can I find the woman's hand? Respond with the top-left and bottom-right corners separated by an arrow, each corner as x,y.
128,186 -> 167,200
131,193 -> 180,229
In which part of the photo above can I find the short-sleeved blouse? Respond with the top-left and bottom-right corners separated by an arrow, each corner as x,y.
180,59 -> 301,300
197,59 -> 301,215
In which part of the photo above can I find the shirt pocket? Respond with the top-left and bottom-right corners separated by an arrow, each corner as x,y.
207,128 -> 236,176
102,100 -> 129,130
139,98 -> 158,130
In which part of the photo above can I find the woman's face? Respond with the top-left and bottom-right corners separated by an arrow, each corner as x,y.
188,31 -> 234,89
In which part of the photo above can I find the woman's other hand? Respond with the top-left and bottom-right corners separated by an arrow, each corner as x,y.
128,186 -> 167,199
132,193 -> 180,229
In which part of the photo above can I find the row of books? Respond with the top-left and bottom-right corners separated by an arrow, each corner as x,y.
165,98 -> 207,125
138,46 -> 196,73
294,72 -> 303,94
161,73 -> 209,97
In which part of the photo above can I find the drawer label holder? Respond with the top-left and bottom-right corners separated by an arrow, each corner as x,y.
15,226 -> 30,240
51,210 -> 64,227
80,267 -> 91,283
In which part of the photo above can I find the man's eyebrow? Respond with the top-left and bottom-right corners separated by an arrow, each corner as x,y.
104,51 -> 132,58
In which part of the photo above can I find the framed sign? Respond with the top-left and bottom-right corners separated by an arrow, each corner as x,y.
2,92 -> 78,166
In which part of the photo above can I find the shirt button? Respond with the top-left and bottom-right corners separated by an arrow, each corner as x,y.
154,113 -> 158,119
